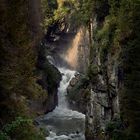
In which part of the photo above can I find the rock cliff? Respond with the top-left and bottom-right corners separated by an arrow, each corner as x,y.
85,38 -> 120,139
85,1 -> 140,139
35,43 -> 61,113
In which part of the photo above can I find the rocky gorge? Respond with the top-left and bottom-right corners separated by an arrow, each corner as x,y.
0,0 -> 139,140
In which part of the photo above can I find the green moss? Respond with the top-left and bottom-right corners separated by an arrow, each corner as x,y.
87,64 -> 98,83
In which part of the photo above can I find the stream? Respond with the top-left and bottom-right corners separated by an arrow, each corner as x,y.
37,57 -> 85,140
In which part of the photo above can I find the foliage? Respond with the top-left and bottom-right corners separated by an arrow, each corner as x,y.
0,132 -> 9,140
69,0 -> 95,27
85,0 -> 140,139
41,0 -> 58,31
0,0 -> 46,139
41,0 -> 72,32
41,0 -> 95,32
87,64 -> 98,83
105,118 -> 140,140
105,118 -> 124,140
0,117 -> 45,140
116,0 -> 140,138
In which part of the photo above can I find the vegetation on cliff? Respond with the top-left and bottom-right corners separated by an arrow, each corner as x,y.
63,0 -> 140,139
80,0 -> 140,139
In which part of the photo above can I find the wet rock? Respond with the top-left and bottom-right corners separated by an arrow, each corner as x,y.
67,74 -> 90,114
69,77 -> 77,87
35,44 -> 62,114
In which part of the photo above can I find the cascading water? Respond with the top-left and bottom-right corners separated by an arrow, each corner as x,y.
57,68 -> 75,108
41,65 -> 85,140
36,57 -> 85,140
38,29 -> 86,140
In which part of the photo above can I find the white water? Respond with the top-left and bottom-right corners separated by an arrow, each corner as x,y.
57,68 -> 76,108
42,56 -> 85,140
44,66 -> 85,140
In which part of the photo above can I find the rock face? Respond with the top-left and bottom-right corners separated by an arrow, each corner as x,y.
85,59 -> 120,140
29,59 -> 61,114
71,27 -> 89,73
65,19 -> 120,139
85,18 -> 121,139
43,26 -> 90,73
67,74 -> 90,114
67,46 -> 120,139
84,1 -> 140,138
36,44 -> 61,114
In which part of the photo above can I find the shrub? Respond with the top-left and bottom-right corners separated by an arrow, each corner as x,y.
1,117 -> 45,140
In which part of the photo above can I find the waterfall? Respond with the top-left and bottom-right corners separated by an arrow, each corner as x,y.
39,30 -> 86,140
57,67 -> 76,108
39,57 -> 85,139
44,66 -> 85,140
